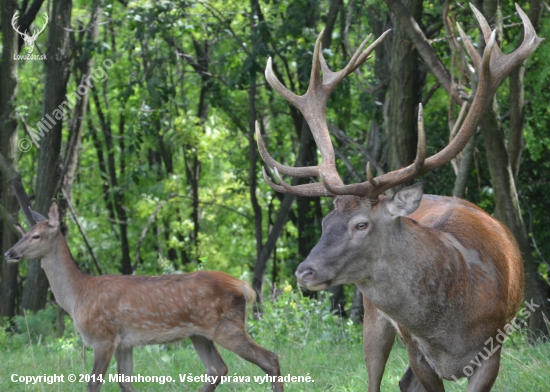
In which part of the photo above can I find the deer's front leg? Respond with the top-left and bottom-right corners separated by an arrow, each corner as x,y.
401,343 -> 444,392
466,350 -> 500,392
88,343 -> 115,392
363,295 -> 396,392
115,346 -> 136,392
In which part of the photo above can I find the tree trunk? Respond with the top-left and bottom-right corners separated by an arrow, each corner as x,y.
452,135 -> 476,198
61,0 -> 103,201
21,0 -> 73,312
384,0 -> 423,176
0,0 -> 21,317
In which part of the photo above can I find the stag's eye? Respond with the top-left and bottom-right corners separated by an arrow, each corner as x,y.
356,222 -> 368,230
32,235 -> 40,240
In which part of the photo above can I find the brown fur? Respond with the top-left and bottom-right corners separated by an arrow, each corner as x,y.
5,203 -> 282,392
296,190 -> 525,392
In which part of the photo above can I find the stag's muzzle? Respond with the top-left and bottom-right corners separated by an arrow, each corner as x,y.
295,263 -> 331,291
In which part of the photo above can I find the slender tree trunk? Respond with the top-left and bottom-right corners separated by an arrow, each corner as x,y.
384,0 -> 423,176
21,0 -> 73,312
452,135 -> 476,198
62,0 -> 103,201
0,0 -> 21,317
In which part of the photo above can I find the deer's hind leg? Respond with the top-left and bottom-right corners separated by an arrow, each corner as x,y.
190,335 -> 228,392
213,321 -> 283,392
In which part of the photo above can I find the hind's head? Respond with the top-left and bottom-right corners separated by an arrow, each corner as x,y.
4,200 -> 61,262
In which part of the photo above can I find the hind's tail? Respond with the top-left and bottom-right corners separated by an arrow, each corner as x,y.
241,281 -> 257,306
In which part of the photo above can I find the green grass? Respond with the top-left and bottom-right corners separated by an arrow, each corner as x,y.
1,290 -> 549,391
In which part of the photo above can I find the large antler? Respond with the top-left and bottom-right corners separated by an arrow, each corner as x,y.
258,3 -> 542,199
256,28 -> 391,197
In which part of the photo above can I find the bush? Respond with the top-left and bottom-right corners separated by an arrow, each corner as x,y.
13,306 -> 56,346
247,284 -> 363,349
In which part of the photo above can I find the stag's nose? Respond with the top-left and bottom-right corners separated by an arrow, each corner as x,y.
295,265 -> 316,285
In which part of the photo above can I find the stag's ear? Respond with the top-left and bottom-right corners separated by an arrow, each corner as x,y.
13,223 -> 26,237
29,206 -> 48,223
48,200 -> 60,228
386,183 -> 423,218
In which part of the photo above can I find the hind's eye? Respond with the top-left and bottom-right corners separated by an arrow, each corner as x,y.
32,235 -> 40,239
356,222 -> 367,230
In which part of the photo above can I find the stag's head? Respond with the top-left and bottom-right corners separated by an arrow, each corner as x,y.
11,11 -> 49,55
256,4 -> 542,290
5,201 -> 61,263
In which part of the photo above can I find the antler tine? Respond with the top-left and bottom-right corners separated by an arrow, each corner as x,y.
261,167 -> 288,194
317,32 -> 371,89
321,103 -> 427,198
470,4 -> 494,43
255,122 -> 318,178
414,103 -> 426,170
318,29 -> 391,91
265,57 -> 304,107
366,162 -> 378,186
273,168 -> 335,197
456,22 -> 481,71
349,30 -> 392,74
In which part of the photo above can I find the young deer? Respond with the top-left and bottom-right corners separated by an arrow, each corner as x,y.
5,201 -> 283,392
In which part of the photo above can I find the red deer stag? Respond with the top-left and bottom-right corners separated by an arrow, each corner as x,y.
5,201 -> 283,392
256,4 -> 541,392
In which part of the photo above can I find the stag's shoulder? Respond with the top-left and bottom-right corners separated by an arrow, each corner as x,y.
409,194 -> 517,255
411,194 -> 489,227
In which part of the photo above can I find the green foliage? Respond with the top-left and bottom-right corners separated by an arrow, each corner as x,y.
13,307 -> 57,346
247,285 -> 363,349
6,0 -> 550,324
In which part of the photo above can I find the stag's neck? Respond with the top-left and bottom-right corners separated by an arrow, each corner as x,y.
40,235 -> 89,316
357,218 -> 456,326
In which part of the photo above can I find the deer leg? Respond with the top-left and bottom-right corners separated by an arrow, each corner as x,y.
190,335 -> 228,392
466,352 -> 500,392
398,366 -> 427,392
400,345 -> 444,392
363,296 -> 396,392
114,346 -> 136,392
89,343 -> 116,392
213,328 -> 283,392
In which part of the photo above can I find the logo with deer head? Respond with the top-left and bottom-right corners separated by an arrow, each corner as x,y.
12,11 -> 48,55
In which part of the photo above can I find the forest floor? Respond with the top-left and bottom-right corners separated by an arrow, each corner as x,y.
1,291 -> 549,391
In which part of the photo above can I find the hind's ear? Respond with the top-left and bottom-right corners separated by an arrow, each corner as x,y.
29,206 -> 48,223
13,223 -> 26,237
48,200 -> 60,228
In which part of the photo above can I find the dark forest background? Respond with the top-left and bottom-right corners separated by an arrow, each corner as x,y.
1,0 -> 549,334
